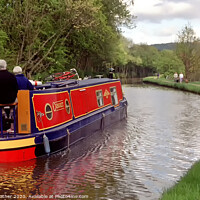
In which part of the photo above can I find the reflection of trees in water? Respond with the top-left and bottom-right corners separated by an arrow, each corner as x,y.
175,94 -> 200,148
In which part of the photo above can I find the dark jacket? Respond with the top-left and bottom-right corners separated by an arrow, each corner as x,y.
0,70 -> 18,104
15,74 -> 34,90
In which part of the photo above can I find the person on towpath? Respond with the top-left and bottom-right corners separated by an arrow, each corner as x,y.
179,72 -> 184,83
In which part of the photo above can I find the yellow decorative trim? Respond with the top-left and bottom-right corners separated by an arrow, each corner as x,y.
0,137 -> 35,150
74,103 -> 112,118
53,100 -> 65,112
104,89 -> 110,99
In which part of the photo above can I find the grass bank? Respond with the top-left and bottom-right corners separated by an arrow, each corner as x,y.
161,161 -> 200,200
143,77 -> 200,95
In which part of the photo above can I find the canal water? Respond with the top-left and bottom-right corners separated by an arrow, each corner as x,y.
1,84 -> 200,200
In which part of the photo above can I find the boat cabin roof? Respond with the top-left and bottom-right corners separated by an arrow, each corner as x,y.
35,78 -> 119,90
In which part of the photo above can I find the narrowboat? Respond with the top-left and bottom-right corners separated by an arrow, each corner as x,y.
0,72 -> 128,163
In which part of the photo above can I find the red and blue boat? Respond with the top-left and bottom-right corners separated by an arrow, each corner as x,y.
0,72 -> 127,163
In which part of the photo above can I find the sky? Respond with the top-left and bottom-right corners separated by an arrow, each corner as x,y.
122,0 -> 200,45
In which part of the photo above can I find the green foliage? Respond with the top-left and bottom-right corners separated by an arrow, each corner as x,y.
129,44 -> 159,68
121,43 -> 186,79
153,50 -> 185,77
0,30 -> 8,57
176,24 -> 200,81
161,161 -> 200,200
2,0 -> 190,81
0,0 -> 135,79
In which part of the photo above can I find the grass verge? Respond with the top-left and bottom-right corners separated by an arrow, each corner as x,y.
161,161 -> 200,200
143,77 -> 200,94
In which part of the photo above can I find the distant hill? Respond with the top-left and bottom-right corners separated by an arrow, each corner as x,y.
150,43 -> 176,51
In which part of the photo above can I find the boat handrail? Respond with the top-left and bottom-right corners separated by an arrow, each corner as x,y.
35,80 -> 78,90
0,102 -> 18,137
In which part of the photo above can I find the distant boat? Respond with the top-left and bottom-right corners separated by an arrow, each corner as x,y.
0,70 -> 128,163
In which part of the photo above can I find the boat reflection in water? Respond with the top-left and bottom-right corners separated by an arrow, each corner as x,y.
0,159 -> 37,198
0,133 -> 130,199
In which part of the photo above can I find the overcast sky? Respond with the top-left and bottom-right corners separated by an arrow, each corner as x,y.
122,0 -> 200,45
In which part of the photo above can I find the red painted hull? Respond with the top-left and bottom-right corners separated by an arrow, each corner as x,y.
0,147 -> 36,163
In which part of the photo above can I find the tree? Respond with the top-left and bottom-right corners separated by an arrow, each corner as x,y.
129,44 -> 159,69
0,0 -> 135,79
176,24 -> 200,80
120,43 -> 185,79
153,50 -> 185,78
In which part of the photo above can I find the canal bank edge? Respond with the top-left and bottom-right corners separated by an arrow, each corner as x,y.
160,160 -> 200,200
143,77 -> 200,95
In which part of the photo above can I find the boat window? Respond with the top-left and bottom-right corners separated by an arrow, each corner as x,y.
96,90 -> 104,107
45,103 -> 53,120
65,99 -> 70,114
110,87 -> 118,105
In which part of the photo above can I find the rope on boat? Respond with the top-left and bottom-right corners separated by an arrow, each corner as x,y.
125,103 -> 128,118
67,128 -> 71,152
101,113 -> 105,131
